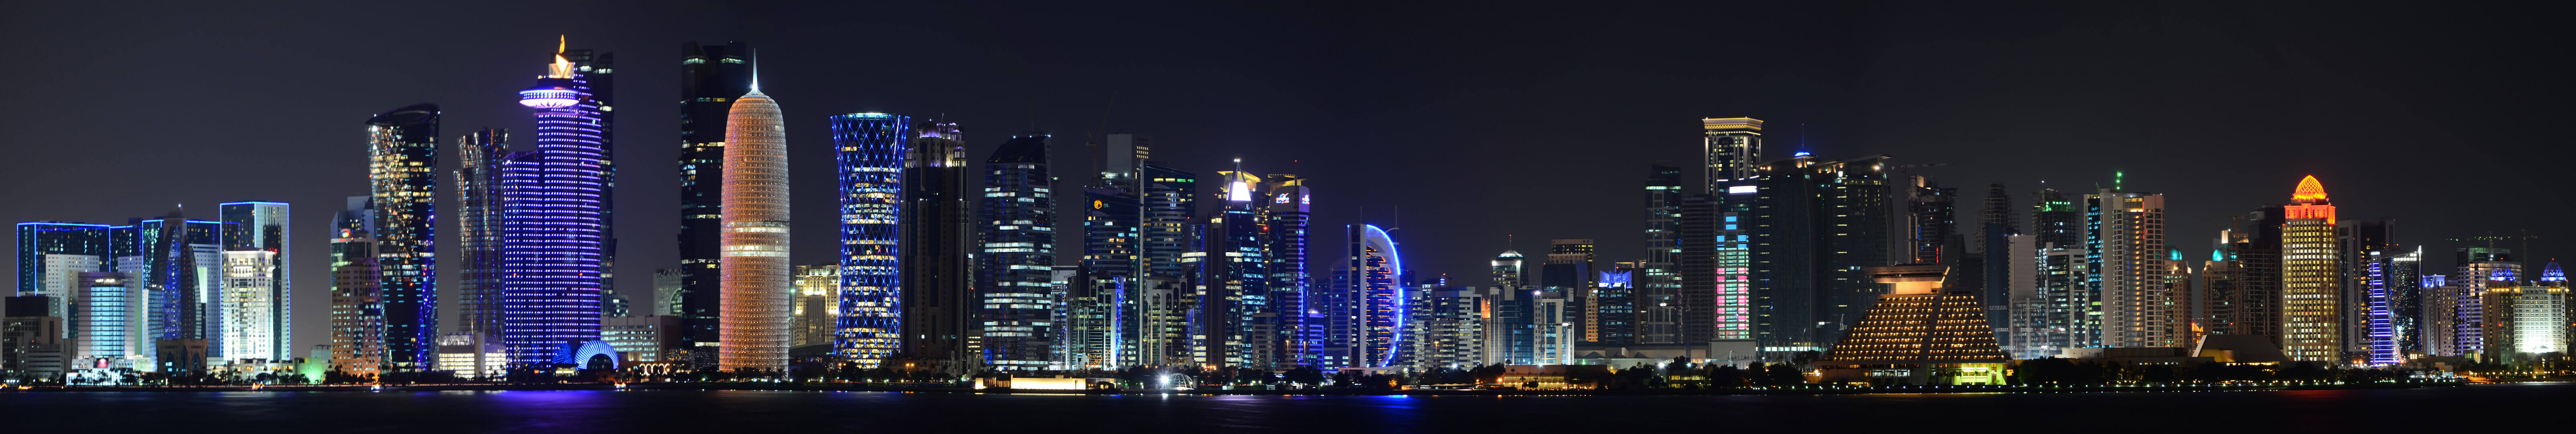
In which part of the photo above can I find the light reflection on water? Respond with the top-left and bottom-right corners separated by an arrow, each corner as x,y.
0,384 -> 2552,432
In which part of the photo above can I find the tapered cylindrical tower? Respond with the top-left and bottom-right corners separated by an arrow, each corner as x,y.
718,88 -> 789,372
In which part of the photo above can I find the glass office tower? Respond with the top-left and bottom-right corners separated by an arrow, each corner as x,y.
828,113 -> 909,367
365,103 -> 439,369
978,133 -> 1054,370
501,42 -> 609,364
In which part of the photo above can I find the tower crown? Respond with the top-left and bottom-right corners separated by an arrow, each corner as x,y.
519,35 -> 581,108
2291,175 -> 2328,203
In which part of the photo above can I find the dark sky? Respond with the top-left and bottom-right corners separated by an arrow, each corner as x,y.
5,1 -> 2568,352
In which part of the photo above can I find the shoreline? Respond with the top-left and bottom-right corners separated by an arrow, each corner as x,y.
4,381 -> 2470,395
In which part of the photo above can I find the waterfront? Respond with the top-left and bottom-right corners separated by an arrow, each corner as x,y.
2,382 -> 2562,432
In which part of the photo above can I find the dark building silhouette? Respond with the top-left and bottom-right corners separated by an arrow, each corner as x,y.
676,42 -> 752,358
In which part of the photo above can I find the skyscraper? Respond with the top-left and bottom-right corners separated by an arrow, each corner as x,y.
827,113 -> 909,367
1749,154 -> 1895,357
2454,247 -> 2517,359
365,103 -> 438,369
677,41 -> 752,355
141,212 -> 220,371
717,81 -> 788,373
2280,176 -> 2342,362
2386,248 -> 2424,359
1203,170 -> 1273,368
16,222 -> 109,323
219,201 -> 290,360
454,129 -> 507,341
1262,174 -> 1317,366
897,121 -> 970,371
1906,176 -> 1958,264
561,43 -> 619,313
978,133 -> 1054,371
1483,249 -> 1530,365
1639,164 -> 1684,344
2089,188 -> 2177,348
1349,225 -> 1404,368
791,265 -> 839,347
2337,219 -> 2392,360
501,41 -> 610,364
330,226 -> 383,378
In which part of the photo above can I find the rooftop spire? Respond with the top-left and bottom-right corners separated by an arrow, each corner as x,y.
545,35 -> 573,79
748,49 -> 760,93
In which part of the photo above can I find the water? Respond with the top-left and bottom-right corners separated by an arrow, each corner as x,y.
2,383 -> 2557,432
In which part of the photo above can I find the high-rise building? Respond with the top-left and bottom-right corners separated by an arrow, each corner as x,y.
1126,162 -> 1196,367
2454,247 -> 2518,359
2386,248 -> 2425,358
2421,274 -> 2460,357
2089,188 -> 2178,348
1201,169 -> 1275,368
219,201 -> 290,361
218,250 -> 279,361
828,113 -> 909,367
1262,174 -> 1317,367
365,103 -> 438,369
2032,241 -> 2088,350
2337,219 -> 2392,360
329,227 -> 383,378
886,120 -> 970,372
1639,164 -> 1685,344
2030,188 -> 2082,250
717,82 -> 789,373
2230,207 -> 2287,344
2279,176 -> 2341,362
1483,249 -> 1531,365
561,43 -> 619,314
138,213 -> 221,371
1973,182 -> 2016,254
16,222 -> 109,323
455,129 -> 507,342
501,42 -> 610,365
1405,286 -> 1483,370
1348,225 -> 1404,368
1748,154 -> 1894,358
976,133 -> 1053,370
1700,117 -> 1762,195
791,265 -> 839,347
677,41 -> 752,354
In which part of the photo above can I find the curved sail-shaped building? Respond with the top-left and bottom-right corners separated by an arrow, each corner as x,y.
1351,224 -> 1403,367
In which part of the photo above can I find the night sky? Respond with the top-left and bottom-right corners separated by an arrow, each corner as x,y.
4,1 -> 2567,352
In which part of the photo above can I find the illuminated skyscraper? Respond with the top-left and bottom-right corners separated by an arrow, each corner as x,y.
717,82 -> 788,372
365,103 -> 439,369
455,129 -> 507,342
219,201 -> 289,360
1349,225 -> 1403,368
138,213 -> 221,371
1202,169 -> 1272,368
16,222 -> 109,323
2337,219 -> 2393,359
2279,176 -> 2342,362
828,113 -> 909,367
328,197 -> 383,376
1129,162 -> 1196,367
1639,164 -> 1683,344
1906,176 -> 1958,264
1749,154 -> 1894,358
978,133 -> 1053,370
1483,249 -> 1531,365
2385,248 -> 2425,358
501,40 -> 610,364
1262,174 -> 1316,366
2089,187 -> 2177,348
897,121 -> 971,371
677,41 -> 752,354
2453,247 -> 2517,358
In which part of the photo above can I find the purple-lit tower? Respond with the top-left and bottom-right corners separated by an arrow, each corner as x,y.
500,37 -> 610,364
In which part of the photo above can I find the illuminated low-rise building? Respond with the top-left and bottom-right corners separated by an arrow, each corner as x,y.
435,333 -> 507,380
1812,250 -> 2010,386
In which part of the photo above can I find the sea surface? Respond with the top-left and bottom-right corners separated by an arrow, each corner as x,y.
2,383 -> 2559,432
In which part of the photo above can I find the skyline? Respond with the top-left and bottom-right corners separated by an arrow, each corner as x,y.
6,2 -> 2574,354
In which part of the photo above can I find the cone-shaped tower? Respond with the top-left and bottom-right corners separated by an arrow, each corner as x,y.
717,84 -> 790,372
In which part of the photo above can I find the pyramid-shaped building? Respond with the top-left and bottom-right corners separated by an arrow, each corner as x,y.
1812,237 -> 2010,385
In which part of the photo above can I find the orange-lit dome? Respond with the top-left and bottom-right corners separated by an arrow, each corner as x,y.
2291,175 -> 2328,203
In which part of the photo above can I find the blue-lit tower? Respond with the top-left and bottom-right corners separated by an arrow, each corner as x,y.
365,102 -> 439,369
829,113 -> 909,367
1203,169 -> 1271,368
500,38 -> 610,364
1261,175 -> 1315,367
977,133 -> 1054,370
1349,224 -> 1403,368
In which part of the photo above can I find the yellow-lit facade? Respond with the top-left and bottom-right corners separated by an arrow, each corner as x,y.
2280,176 -> 2341,362
1814,264 -> 2009,385
717,89 -> 791,372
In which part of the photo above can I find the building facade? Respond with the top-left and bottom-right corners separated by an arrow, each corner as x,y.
717,84 -> 789,372
828,113 -> 909,367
